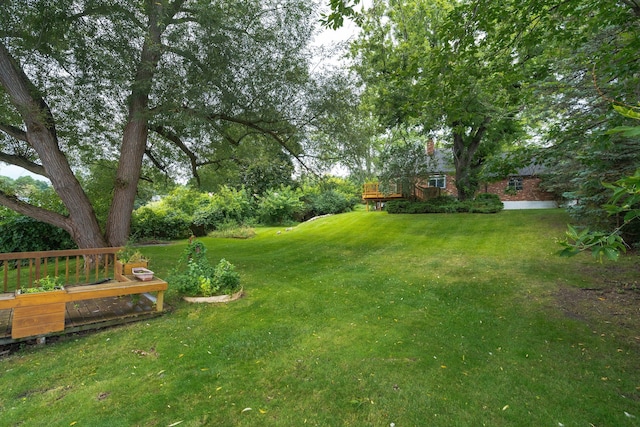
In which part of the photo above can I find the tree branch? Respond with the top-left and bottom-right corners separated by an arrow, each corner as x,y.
150,124 -> 201,186
208,113 -> 313,172
0,189 -> 70,232
0,122 -> 27,141
0,152 -> 46,176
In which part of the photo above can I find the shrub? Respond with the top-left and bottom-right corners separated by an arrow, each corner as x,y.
385,200 -> 411,213
0,210 -> 75,253
193,186 -> 252,233
170,240 -> 241,297
256,185 -> 305,225
470,193 -> 504,213
131,205 -> 192,240
307,190 -> 352,216
209,258 -> 240,296
385,193 -> 503,214
427,195 -> 459,206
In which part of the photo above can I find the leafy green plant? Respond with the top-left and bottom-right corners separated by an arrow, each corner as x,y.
192,186 -> 252,234
0,208 -> 75,253
117,244 -> 149,264
560,106 -> 640,259
170,240 -> 240,296
131,204 -> 192,240
212,258 -> 240,294
385,193 -> 503,214
20,275 -> 63,294
559,224 -> 627,261
560,169 -> 639,261
256,185 -> 305,224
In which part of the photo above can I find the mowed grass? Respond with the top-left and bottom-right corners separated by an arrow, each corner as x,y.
1,209 -> 639,426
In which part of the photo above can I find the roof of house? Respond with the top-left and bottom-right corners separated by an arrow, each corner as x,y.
428,149 -> 548,177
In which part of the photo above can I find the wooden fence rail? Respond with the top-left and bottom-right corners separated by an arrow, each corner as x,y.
0,247 -> 123,292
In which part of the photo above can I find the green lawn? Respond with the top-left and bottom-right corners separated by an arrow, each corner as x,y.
1,209 -> 639,426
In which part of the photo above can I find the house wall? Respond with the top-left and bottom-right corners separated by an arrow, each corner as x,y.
481,177 -> 557,202
433,175 -> 557,203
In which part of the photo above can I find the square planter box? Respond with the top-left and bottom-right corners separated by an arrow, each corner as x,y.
12,288 -> 67,339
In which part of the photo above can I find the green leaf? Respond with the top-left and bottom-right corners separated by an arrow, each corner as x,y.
606,126 -> 640,137
602,247 -> 620,261
613,104 -> 640,120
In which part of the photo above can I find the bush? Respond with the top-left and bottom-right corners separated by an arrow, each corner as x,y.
256,185 -> 305,225
192,186 -> 251,233
307,190 -> 352,216
170,240 -> 241,297
208,258 -> 240,296
426,195 -> 459,206
131,205 -> 192,240
0,210 -> 76,252
470,193 -> 504,213
385,193 -> 503,214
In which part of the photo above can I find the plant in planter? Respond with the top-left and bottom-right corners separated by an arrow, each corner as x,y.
18,275 -> 64,294
13,275 -> 67,338
170,240 -> 241,298
116,245 -> 150,278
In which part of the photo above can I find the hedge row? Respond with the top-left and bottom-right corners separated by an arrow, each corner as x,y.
385,194 -> 503,214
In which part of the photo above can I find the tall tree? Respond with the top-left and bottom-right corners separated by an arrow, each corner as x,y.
473,0 -> 640,237
0,0 -> 351,248
350,0 -> 526,200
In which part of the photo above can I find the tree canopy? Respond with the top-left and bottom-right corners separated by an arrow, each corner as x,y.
0,0 -> 360,248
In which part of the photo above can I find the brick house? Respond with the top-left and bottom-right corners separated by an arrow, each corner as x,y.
421,142 -> 558,209
425,168 -> 558,209
364,142 -> 559,210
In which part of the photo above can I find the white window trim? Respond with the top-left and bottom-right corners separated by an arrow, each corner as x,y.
428,175 -> 446,189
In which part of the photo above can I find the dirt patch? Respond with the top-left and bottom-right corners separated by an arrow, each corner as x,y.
556,262 -> 640,349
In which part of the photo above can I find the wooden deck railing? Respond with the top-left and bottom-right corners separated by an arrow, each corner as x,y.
0,247 -> 168,339
0,247 -> 123,292
363,182 -> 443,202
362,182 -> 404,200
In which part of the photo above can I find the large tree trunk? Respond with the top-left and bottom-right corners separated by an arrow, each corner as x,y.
104,3 -> 166,247
451,118 -> 491,201
0,44 -> 106,249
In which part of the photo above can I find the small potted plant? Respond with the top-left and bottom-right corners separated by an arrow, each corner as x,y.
115,245 -> 150,280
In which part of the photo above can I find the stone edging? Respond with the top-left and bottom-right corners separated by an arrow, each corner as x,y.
183,289 -> 244,303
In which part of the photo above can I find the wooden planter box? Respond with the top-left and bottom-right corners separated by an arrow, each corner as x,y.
115,260 -> 149,281
12,289 -> 67,339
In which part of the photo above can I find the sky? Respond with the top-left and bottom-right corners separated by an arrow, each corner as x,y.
0,164 -> 48,182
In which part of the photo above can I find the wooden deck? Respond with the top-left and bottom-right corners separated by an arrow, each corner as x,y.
0,248 -> 168,344
362,182 -> 443,210
362,182 -> 404,211
362,182 -> 404,201
0,290 -> 167,345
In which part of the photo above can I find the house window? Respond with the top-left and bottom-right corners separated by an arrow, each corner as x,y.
428,175 -> 446,188
507,177 -> 523,192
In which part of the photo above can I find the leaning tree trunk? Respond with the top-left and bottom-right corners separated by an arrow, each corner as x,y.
0,43 -> 107,249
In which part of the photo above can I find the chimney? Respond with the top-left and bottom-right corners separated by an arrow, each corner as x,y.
427,139 -> 435,156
